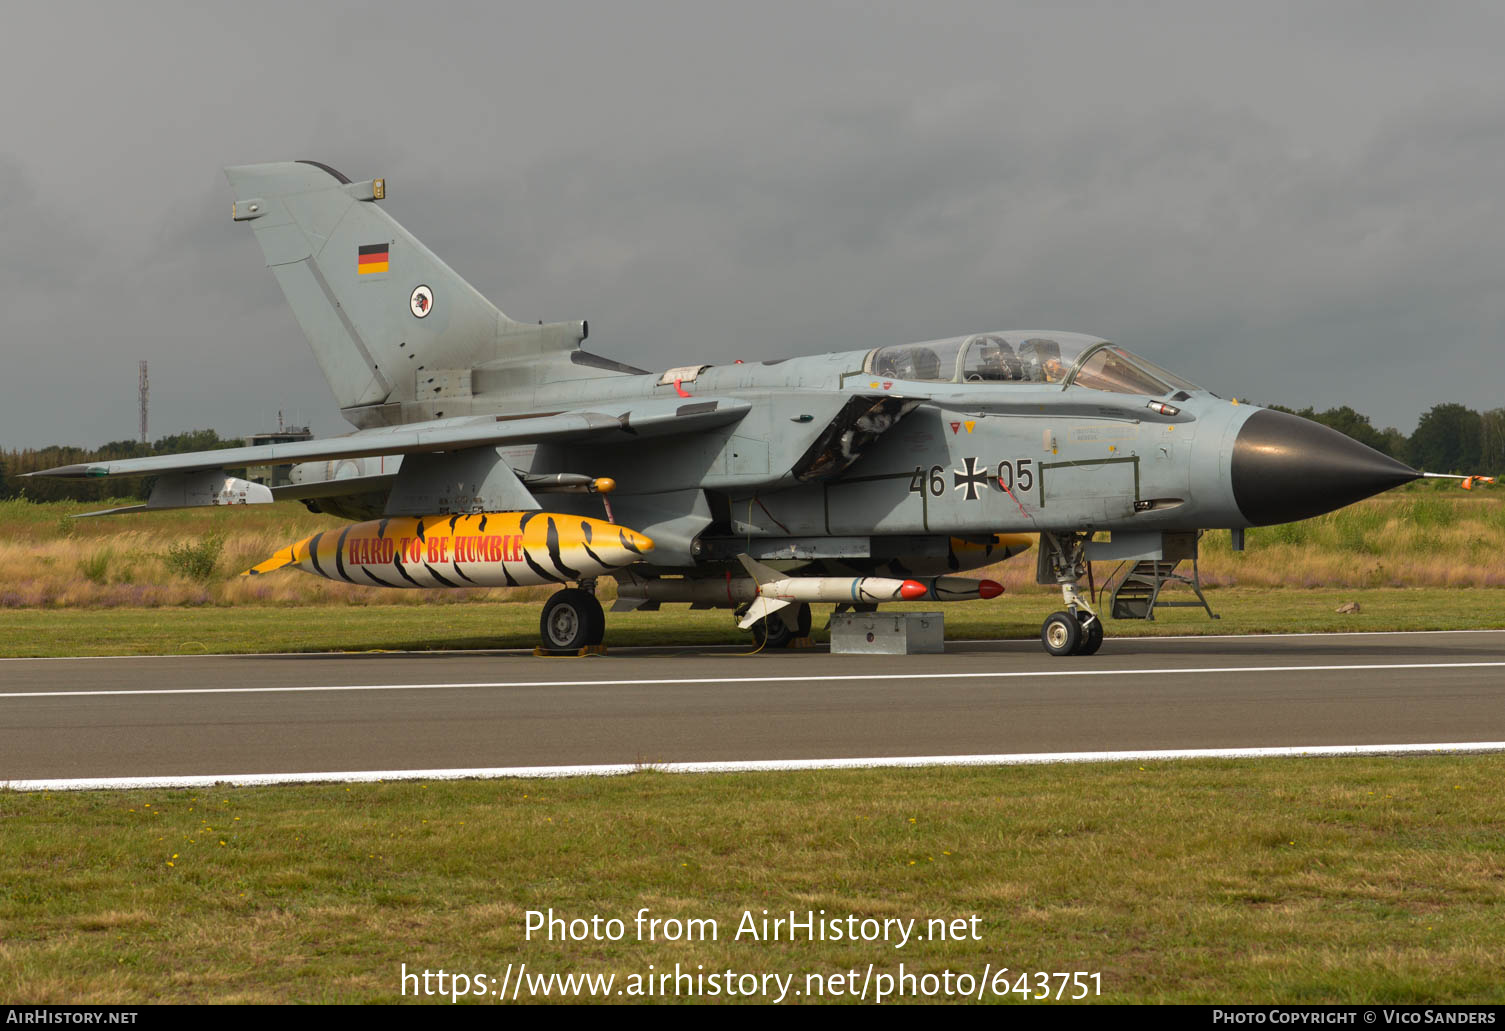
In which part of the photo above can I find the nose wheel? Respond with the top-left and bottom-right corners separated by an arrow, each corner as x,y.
1040,609 -> 1105,655
1075,609 -> 1104,655
1041,611 -> 1081,656
1038,531 -> 1106,657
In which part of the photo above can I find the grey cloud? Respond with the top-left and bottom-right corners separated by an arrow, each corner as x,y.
3,2 -> 1505,448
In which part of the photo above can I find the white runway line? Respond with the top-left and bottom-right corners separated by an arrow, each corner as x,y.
5,660 -> 1505,700
9,741 -> 1505,791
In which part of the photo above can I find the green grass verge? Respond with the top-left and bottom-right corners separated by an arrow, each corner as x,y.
3,758 -> 1502,1003
1,587 -> 1502,658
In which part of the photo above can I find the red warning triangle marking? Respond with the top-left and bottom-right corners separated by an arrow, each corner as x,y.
949,422 -> 961,434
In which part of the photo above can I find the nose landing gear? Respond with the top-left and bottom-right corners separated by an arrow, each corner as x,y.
1039,532 -> 1105,657
1075,609 -> 1105,655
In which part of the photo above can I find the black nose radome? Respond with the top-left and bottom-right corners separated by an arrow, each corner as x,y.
1232,408 -> 1419,526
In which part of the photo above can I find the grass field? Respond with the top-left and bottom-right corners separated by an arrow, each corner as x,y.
2,757 -> 1502,1004
1,586 -> 1502,658
3,493 -> 1502,1005
0,487 -> 1502,657
2,483 -> 1502,612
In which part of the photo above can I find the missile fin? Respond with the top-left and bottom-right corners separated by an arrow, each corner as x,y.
736,553 -> 784,586
738,595 -> 792,630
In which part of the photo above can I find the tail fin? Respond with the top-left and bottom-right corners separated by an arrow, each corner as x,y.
225,161 -> 581,419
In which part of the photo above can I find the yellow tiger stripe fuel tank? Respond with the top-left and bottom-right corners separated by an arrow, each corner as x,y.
242,512 -> 653,588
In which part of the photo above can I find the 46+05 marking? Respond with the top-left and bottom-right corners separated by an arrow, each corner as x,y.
909,458 -> 1034,502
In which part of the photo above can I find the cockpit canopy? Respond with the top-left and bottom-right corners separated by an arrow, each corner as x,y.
864,332 -> 1199,397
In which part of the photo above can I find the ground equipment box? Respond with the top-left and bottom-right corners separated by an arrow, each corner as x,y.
829,611 -> 944,655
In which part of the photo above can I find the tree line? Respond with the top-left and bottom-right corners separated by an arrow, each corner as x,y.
1,403 -> 1501,504
0,430 -> 245,503
1267,402 -> 1505,476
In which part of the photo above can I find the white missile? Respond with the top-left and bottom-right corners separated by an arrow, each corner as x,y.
731,555 -> 999,629
613,567 -> 1004,615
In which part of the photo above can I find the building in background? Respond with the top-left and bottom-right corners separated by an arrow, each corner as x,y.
243,413 -> 312,486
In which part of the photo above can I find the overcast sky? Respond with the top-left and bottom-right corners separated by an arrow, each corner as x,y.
4,1 -> 1503,448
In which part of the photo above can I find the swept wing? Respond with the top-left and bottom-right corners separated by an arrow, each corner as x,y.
27,398 -> 751,481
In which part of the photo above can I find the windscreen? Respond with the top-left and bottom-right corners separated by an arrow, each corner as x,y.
864,333 -> 1198,396
1070,346 -> 1175,395
866,334 -> 1191,394
868,333 -> 1099,384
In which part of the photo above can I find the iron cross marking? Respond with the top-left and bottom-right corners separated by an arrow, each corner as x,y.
953,456 -> 989,501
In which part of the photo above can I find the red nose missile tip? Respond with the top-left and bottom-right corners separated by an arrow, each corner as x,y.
899,579 -> 928,600
978,579 -> 1004,599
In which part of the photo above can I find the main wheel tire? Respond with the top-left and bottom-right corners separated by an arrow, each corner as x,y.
751,614 -> 796,650
583,593 -> 606,646
541,588 -> 605,651
1041,610 -> 1082,657
793,603 -> 813,638
1075,611 -> 1104,656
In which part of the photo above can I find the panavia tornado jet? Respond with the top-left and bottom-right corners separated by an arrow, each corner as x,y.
28,160 -> 1424,654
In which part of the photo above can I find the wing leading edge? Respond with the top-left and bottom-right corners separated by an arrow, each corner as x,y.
25,398 -> 752,481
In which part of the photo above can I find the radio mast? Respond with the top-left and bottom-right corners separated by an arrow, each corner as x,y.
139,361 -> 149,446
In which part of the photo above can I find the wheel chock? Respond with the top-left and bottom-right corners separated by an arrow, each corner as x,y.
533,644 -> 609,657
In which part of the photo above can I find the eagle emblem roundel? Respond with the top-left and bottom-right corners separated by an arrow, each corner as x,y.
410,285 -> 434,318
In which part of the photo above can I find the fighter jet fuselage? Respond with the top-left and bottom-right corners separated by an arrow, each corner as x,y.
28,160 -> 1421,654
286,337 -> 1413,569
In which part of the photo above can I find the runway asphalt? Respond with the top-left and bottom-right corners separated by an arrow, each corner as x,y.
3,630 -> 1504,785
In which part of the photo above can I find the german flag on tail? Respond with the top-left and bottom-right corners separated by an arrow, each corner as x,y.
357,243 -> 389,275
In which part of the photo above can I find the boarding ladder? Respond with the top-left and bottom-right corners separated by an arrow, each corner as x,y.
1107,556 -> 1218,621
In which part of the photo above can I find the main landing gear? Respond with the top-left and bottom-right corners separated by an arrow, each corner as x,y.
540,584 -> 606,652
1038,531 -> 1104,657
746,603 -> 812,650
